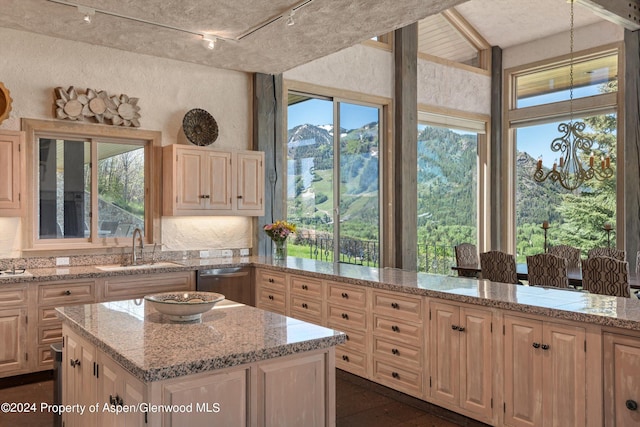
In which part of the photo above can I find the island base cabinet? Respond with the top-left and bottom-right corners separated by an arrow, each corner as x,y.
603,332 -> 640,427
159,368 -> 249,427
97,352 -> 145,427
257,350 -> 332,427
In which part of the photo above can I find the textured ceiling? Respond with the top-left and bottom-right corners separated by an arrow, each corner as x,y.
0,0 -> 608,74
0,0 -> 464,74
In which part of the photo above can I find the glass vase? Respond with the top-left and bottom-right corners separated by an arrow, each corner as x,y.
273,240 -> 286,260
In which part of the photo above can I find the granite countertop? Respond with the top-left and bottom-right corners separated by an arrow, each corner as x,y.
56,298 -> 345,383
7,254 -> 640,332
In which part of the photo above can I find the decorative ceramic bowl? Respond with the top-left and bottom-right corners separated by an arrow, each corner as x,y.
144,291 -> 225,322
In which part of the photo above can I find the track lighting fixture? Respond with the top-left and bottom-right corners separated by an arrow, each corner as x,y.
77,5 -> 94,24
202,36 -> 217,50
286,10 -> 295,26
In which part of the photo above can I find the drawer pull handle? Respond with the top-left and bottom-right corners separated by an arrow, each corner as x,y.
391,302 -> 399,309
64,290 -> 72,296
342,355 -> 349,362
541,344 -> 550,350
626,400 -> 638,411
341,292 -> 348,299
392,372 -> 399,379
391,348 -> 399,355
451,325 -> 459,331
268,295 -> 274,300
268,278 -> 274,283
532,342 -> 541,349
302,303 -> 308,309
301,285 -> 308,290
341,313 -> 349,320
391,325 -> 400,332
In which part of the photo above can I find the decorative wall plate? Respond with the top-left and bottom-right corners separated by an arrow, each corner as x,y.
183,108 -> 219,146
0,82 -> 13,125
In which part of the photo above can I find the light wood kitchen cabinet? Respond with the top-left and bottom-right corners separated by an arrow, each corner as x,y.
0,129 -> 25,215
503,314 -> 586,427
36,280 -> 96,370
99,271 -> 194,301
97,350 -> 145,427
603,331 -> 640,427
163,144 -> 264,216
326,281 -> 369,377
428,300 -> 493,423
63,326 -> 97,427
371,289 -> 424,398
255,269 -> 287,315
0,284 -> 28,377
288,274 -> 324,324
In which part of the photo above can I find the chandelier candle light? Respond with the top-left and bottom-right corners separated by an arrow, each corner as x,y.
533,0 -> 613,191
263,220 -> 296,260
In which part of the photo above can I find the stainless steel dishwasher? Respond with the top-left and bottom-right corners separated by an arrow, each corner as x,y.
196,267 -> 254,306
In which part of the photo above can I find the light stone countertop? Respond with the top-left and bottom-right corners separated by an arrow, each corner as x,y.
56,298 -> 346,383
6,254 -> 640,332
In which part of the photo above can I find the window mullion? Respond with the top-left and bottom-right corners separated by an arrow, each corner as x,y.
90,139 -> 99,242
333,100 -> 340,264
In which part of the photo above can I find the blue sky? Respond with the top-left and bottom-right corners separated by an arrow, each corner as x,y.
288,99 -> 379,130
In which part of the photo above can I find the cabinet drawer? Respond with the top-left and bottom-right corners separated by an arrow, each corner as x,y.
327,305 -> 367,331
338,328 -> 367,351
102,271 -> 193,301
289,276 -> 323,298
372,358 -> 423,397
39,307 -> 60,323
256,269 -> 286,291
37,345 -> 54,368
372,290 -> 422,321
373,315 -> 423,345
289,295 -> 322,321
336,347 -> 367,377
326,282 -> 366,309
38,323 -> 62,345
38,281 -> 95,305
0,286 -> 27,307
372,336 -> 421,367
257,288 -> 286,314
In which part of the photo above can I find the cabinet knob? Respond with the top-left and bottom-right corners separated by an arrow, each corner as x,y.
345,334 -> 350,341
341,313 -> 349,320
451,325 -> 459,331
64,290 -> 72,296
301,284 -> 308,290
391,302 -> 399,309
342,355 -> 349,362
391,348 -> 399,355
626,400 -> 638,411
237,195 -> 243,199
541,344 -> 550,350
391,325 -> 399,332
70,359 -> 80,368
268,295 -> 274,300
391,372 -> 399,379
341,292 -> 348,299
268,278 -> 274,283
302,303 -> 308,309
458,326 -> 465,332
532,342 -> 541,349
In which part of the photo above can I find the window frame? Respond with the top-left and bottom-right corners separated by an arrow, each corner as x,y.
503,43 -> 624,254
21,119 -> 161,251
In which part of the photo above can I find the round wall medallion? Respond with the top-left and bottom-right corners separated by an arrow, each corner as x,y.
0,82 -> 13,125
183,108 -> 219,146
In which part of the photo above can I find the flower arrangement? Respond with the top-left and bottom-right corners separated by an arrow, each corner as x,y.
263,220 -> 296,243
264,220 -> 296,260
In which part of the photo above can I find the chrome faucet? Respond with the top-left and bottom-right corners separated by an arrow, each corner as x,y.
132,228 -> 144,265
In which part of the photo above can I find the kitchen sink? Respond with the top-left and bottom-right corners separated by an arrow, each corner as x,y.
94,262 -> 182,271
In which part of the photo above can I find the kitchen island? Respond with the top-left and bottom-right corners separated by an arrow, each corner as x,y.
56,297 -> 345,427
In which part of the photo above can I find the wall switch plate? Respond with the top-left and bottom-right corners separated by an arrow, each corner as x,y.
199,250 -> 209,258
56,257 -> 70,266
240,249 -> 249,256
221,250 -> 232,257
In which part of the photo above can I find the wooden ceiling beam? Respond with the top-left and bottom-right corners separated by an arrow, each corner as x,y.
576,0 -> 640,30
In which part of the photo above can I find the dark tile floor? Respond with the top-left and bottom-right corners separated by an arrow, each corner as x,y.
0,369 -> 487,427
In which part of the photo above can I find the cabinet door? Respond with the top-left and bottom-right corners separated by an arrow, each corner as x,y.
176,149 -> 206,210
206,151 -> 232,210
236,151 -> 263,213
0,307 -> 27,376
0,130 -> 22,212
541,322 -> 586,427
429,301 -> 459,406
459,306 -> 493,420
97,354 -> 120,427
63,329 -> 96,427
603,332 -> 640,427
257,351 -> 327,427
504,315 -> 543,427
63,333 -> 80,427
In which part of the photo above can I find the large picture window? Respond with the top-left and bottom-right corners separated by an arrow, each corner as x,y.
286,92 -> 382,266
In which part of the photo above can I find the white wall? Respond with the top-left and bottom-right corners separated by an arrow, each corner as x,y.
0,27 -> 254,256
